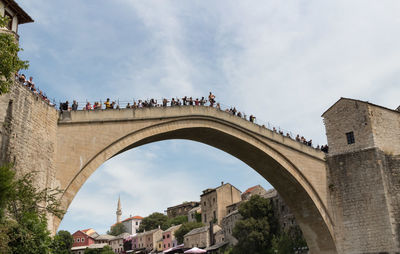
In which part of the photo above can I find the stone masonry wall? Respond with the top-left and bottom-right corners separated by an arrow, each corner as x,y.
0,81 -> 59,230
327,148 -> 398,253
383,153 -> 400,250
369,106 -> 400,155
323,99 -> 374,156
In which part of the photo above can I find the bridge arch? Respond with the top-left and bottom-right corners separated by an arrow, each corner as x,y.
55,107 -> 337,253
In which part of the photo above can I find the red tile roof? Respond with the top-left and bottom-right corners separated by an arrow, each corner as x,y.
243,185 -> 259,194
122,216 -> 143,222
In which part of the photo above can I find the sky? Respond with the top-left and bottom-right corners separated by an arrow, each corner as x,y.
14,0 -> 400,234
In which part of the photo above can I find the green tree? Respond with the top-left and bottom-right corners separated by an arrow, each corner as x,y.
271,233 -> 294,254
194,211 -> 202,223
0,164 -> 64,253
138,212 -> 169,232
50,230 -> 74,254
174,221 -> 204,244
231,195 -> 308,254
0,163 -> 15,220
107,222 -> 127,236
0,16 -> 29,95
167,215 -> 188,227
231,195 -> 278,254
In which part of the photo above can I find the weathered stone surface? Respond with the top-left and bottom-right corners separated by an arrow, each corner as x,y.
324,98 -> 400,253
0,82 -> 58,229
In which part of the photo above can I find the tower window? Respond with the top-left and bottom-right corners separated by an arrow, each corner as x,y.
346,132 -> 355,144
4,11 -> 12,30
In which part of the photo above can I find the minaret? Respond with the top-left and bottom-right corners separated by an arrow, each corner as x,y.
116,196 -> 122,223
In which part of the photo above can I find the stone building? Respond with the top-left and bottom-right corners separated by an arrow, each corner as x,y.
131,228 -> 162,252
0,0 -> 33,41
241,184 -> 268,201
94,234 -> 115,244
110,232 -> 130,253
166,201 -> 199,218
200,182 -> 241,225
214,228 -> 225,244
221,210 -> 241,246
188,206 -> 201,222
162,224 -> 181,250
323,97 -> 400,253
226,201 -> 241,215
71,243 -> 108,254
183,225 -> 221,249
266,189 -> 300,234
156,238 -> 164,252
121,215 -> 143,234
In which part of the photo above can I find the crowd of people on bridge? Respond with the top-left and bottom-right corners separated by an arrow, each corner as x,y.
15,73 -> 55,106
59,92 -> 329,153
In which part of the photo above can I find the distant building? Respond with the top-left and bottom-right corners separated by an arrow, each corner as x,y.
71,229 -> 98,252
71,243 -> 108,254
116,196 -> 122,223
200,182 -> 241,225
156,238 -> 164,252
166,201 -> 200,218
214,228 -> 225,244
266,189 -> 299,234
131,228 -> 163,253
0,0 -> 33,41
241,184 -> 268,200
226,201 -> 241,215
184,225 -> 221,249
95,234 -> 115,245
162,224 -> 181,250
188,206 -> 201,222
121,215 -> 143,234
110,232 -> 130,253
221,210 -> 241,246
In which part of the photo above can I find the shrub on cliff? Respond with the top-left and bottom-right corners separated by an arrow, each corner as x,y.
0,164 -> 64,253
0,16 -> 29,95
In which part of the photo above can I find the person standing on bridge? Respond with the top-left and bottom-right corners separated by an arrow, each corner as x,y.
163,98 -> 168,107
72,100 -> 78,111
104,98 -> 112,109
209,92 -> 215,107
200,97 -> 206,106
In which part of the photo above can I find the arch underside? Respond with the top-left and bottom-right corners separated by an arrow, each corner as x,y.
57,118 -> 337,253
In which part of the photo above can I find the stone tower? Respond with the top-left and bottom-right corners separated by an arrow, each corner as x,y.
116,196 -> 122,223
323,98 -> 400,253
0,0 -> 34,42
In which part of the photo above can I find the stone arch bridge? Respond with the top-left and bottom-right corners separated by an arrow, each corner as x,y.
1,85 -> 399,254
57,106 -> 334,253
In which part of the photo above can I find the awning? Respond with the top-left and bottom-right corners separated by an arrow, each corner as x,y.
163,244 -> 185,253
184,247 -> 206,253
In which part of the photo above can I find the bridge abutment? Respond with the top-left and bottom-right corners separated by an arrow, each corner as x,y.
324,98 -> 400,253
0,82 -> 59,232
